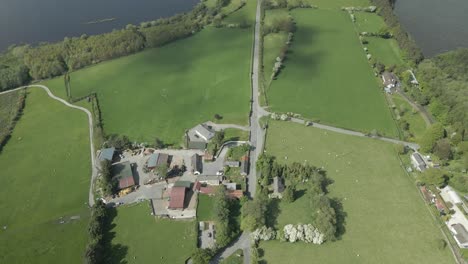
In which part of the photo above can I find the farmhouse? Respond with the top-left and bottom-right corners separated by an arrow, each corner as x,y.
411,152 -> 427,171
98,147 -> 115,162
451,224 -> 468,248
111,161 -> 136,190
187,123 -> 215,150
382,71 -> 397,93
192,154 -> 202,175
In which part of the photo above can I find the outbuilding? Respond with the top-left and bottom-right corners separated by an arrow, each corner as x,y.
411,152 -> 427,172
111,161 -> 136,190
98,147 -> 115,162
192,154 -> 203,175
168,186 -> 187,210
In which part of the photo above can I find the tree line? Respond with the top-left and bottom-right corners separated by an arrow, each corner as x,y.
0,2 -> 223,92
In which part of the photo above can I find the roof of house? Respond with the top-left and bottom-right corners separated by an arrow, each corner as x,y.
194,124 -> 215,141
147,153 -> 159,168
193,181 -> 202,192
99,147 -> 115,161
452,224 -> 468,245
273,177 -> 285,194
412,152 -> 426,166
111,161 -> 135,190
382,71 -> 396,86
173,181 -> 192,189
188,141 -> 207,150
192,154 -> 202,172
168,186 -> 186,209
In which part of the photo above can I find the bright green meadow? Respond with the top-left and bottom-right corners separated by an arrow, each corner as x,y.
266,9 -> 398,136
260,121 -> 453,264
0,89 -> 91,263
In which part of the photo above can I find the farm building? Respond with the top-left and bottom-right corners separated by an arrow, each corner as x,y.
240,155 -> 249,176
224,161 -> 240,168
147,153 -> 170,170
168,186 -> 187,210
98,147 -> 115,162
411,152 -> 427,172
111,161 -> 136,190
451,224 -> 468,248
382,71 -> 397,93
187,124 -> 215,150
192,154 -> 202,175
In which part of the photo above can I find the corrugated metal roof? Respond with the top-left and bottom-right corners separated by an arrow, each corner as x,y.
99,147 -> 115,161
169,187 -> 186,209
147,153 -> 159,168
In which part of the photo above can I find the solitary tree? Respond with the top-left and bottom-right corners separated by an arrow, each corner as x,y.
156,164 -> 169,179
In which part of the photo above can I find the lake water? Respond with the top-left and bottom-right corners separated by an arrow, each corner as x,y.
0,0 -> 199,52
394,0 -> 468,57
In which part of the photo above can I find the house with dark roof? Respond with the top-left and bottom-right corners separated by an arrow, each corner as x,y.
187,123 -> 215,150
192,154 -> 202,175
99,147 -> 115,162
111,161 -> 136,190
411,152 -> 427,172
451,224 -> 468,248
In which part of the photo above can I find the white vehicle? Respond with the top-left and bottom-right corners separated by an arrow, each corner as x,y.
216,170 -> 224,176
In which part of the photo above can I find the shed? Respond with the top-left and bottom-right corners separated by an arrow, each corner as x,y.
240,155 -> 249,176
99,147 -> 115,162
147,153 -> 159,169
224,161 -> 241,168
273,177 -> 285,194
227,190 -> 244,199
197,175 -> 221,186
223,182 -> 237,191
192,154 -> 202,175
168,186 -> 187,210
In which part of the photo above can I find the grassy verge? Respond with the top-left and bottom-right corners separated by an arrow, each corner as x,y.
197,194 -> 215,221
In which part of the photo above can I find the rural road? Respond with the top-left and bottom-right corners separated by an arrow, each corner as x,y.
289,117 -> 420,150
0,85 -> 98,206
247,0 -> 267,199
210,232 -> 251,264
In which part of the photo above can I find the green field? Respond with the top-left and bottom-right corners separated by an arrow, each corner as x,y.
367,37 -> 405,66
0,89 -> 91,263
354,11 -> 386,33
197,194 -> 215,221
43,27 -> 252,145
391,93 -> 428,141
260,121 -> 453,264
109,203 -> 196,263
266,9 -> 398,136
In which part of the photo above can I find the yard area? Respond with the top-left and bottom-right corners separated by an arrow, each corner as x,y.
259,121 -> 454,264
109,202 -> 197,263
0,89 -> 91,263
390,93 -> 428,141
266,9 -> 398,137
43,26 -> 253,145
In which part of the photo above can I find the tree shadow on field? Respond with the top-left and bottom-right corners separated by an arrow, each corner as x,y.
103,207 -> 129,264
331,198 -> 347,240
266,198 -> 281,228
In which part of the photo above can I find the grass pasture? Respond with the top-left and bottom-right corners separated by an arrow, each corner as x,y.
267,9 -> 398,137
197,194 -> 215,221
0,89 -> 91,263
260,121 -> 453,264
43,27 -> 252,145
391,93 -> 428,140
367,37 -> 405,66
109,203 -> 197,263
0,90 -> 21,141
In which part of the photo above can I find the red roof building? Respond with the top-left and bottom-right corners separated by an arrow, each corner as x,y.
118,177 -> 135,190
227,190 -> 244,199
199,186 -> 215,195
168,186 -> 187,210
